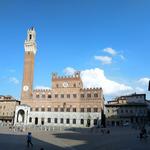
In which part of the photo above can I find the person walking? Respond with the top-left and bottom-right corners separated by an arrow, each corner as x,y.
27,132 -> 33,148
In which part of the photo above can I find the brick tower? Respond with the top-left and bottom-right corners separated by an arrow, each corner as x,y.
21,27 -> 37,102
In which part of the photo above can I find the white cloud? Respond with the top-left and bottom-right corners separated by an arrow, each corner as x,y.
80,68 -> 133,96
64,67 -> 77,75
35,86 -> 51,90
103,48 -> 117,56
95,56 -> 112,64
138,77 -> 150,85
135,87 -> 145,93
9,77 -> 19,84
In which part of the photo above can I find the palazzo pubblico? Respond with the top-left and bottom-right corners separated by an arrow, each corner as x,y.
14,28 -> 104,128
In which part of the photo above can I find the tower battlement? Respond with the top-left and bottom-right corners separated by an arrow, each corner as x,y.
52,71 -> 80,81
28,27 -> 35,31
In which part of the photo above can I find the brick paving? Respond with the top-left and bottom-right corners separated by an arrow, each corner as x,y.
0,126 -> 150,150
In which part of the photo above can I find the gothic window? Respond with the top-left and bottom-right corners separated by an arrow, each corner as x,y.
67,94 -> 70,98
73,108 -> 76,112
94,93 -> 98,98
55,94 -> 58,98
41,107 -> 45,111
66,108 -> 70,112
35,117 -> 38,125
73,84 -> 76,87
54,108 -> 58,112
29,117 -> 32,123
66,118 -> 70,124
29,34 -> 32,40
73,119 -> 76,124
80,119 -> 84,125
47,107 -> 51,111
87,93 -> 91,98
47,118 -> 51,123
81,94 -> 84,98
87,108 -> 91,112
60,118 -> 63,123
36,94 -> 39,98
61,94 -> 64,98
48,94 -> 51,98
54,118 -> 57,123
73,94 -> 77,98
41,118 -> 44,125
60,108 -> 64,112
35,107 -> 39,111
94,108 -> 98,112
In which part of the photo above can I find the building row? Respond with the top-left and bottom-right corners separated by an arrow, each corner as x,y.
0,92 -> 150,127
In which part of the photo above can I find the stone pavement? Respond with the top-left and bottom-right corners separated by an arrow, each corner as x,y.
0,126 -> 150,150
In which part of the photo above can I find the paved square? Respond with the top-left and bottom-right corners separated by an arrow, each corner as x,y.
0,126 -> 150,150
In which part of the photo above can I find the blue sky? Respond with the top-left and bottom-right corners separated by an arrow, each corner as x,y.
0,0 -> 150,100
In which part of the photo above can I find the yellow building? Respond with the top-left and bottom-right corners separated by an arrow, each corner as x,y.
105,93 -> 148,126
14,28 -> 104,127
0,95 -> 20,124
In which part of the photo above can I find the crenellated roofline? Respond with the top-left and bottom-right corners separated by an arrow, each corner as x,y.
81,87 -> 102,91
52,71 -> 80,80
33,89 -> 51,92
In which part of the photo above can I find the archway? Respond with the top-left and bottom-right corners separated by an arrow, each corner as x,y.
87,115 -> 91,127
17,109 -> 25,123
87,119 -> 91,127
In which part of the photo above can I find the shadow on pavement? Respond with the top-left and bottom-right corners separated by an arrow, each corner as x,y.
0,133 -> 65,150
53,127 -> 150,150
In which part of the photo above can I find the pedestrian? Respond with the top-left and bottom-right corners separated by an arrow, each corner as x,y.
27,132 -> 33,148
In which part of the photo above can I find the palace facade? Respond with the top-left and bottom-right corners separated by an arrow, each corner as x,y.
14,28 -> 104,127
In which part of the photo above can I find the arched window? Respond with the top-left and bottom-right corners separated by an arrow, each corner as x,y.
29,34 -> 32,40
81,119 -> 84,125
66,118 -> 70,124
41,118 -> 44,125
73,119 -> 76,124
35,117 -> 38,125
29,117 -> 32,123
47,118 -> 51,123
